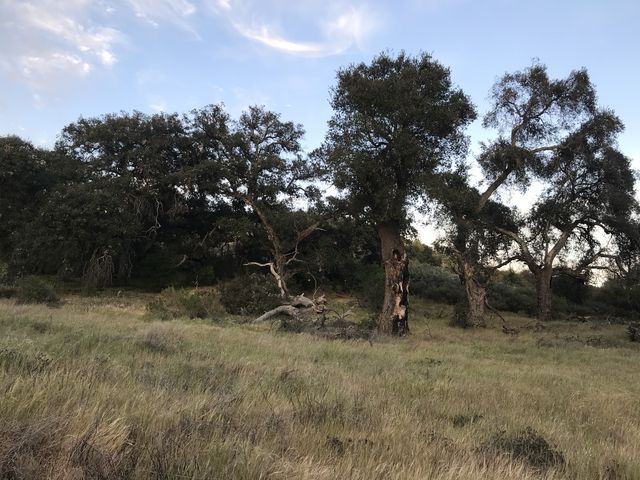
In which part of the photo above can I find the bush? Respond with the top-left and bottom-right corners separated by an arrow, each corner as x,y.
0,261 -> 8,283
352,264 -> 384,310
628,323 -> 640,342
484,427 -> 565,470
14,276 -> 60,305
487,281 -> 537,316
0,285 -> 16,298
411,262 -> 463,305
219,273 -> 281,315
449,300 -> 470,328
147,287 -> 223,320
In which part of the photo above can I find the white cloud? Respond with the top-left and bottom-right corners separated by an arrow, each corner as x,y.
21,53 -> 92,79
232,23 -> 336,56
0,0 -> 123,93
149,102 -> 168,113
210,1 -> 379,57
214,0 -> 232,11
126,0 -> 198,33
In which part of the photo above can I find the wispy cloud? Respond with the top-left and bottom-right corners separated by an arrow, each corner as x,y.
209,1 -> 379,57
125,0 -> 198,33
0,0 -> 122,94
0,0 -> 201,98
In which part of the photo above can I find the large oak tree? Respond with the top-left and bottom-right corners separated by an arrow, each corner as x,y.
319,52 -> 475,334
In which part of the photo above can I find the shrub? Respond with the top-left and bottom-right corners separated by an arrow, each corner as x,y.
147,287 -> 223,320
411,262 -> 463,305
219,273 -> 281,315
628,323 -> 640,342
484,427 -> 565,470
14,276 -> 60,305
0,261 -> 8,283
0,285 -> 15,298
488,281 -> 537,316
449,300 -> 470,328
352,264 -> 384,311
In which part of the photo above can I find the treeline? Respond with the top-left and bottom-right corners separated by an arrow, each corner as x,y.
2,52 -> 640,332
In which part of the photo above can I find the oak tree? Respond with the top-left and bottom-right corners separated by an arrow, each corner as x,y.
319,52 -> 475,334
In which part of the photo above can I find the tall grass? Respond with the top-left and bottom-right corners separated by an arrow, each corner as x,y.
0,294 -> 639,479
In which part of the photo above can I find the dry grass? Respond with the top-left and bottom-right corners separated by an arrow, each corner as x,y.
0,293 -> 639,479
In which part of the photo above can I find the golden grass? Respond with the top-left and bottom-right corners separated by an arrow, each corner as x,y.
1,293 -> 639,479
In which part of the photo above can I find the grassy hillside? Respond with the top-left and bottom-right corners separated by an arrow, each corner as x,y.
1,293 -> 639,479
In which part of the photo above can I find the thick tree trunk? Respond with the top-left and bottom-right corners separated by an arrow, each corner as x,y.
377,222 -> 409,335
459,258 -> 487,327
535,267 -> 553,321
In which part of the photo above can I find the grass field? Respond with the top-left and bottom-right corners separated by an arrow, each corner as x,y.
1,292 -> 639,479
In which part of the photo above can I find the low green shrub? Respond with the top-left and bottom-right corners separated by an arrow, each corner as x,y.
147,287 -> 223,320
487,281 -> 537,316
15,276 -> 60,305
219,273 -> 281,315
352,264 -> 384,311
411,262 -> 463,305
449,300 -> 470,328
0,285 -> 16,298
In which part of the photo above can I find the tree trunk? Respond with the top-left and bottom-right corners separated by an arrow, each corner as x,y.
535,267 -> 553,321
460,258 -> 486,327
377,222 -> 409,335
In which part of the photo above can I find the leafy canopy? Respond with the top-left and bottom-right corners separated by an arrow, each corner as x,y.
320,51 -> 476,226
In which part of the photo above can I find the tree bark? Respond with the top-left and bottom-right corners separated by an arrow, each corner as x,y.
535,267 -> 553,321
377,221 -> 409,335
460,257 -> 487,327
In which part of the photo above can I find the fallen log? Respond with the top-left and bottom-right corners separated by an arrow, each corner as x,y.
253,294 -> 326,323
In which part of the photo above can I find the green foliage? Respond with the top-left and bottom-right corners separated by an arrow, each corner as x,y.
0,137 -> 59,262
594,277 -> 640,316
411,262 -> 463,305
219,274 -> 281,315
0,285 -> 15,299
147,287 -> 223,320
320,51 -> 475,225
352,264 -> 384,311
15,276 -> 60,305
449,301 -> 470,328
487,281 -> 537,316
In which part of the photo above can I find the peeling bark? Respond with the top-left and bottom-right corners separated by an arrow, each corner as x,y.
459,258 -> 487,327
377,222 -> 409,335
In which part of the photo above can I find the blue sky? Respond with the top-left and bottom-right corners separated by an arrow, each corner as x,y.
1,0 -> 639,235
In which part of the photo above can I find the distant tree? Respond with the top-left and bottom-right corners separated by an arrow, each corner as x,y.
474,61 -> 638,320
435,170 -> 518,326
0,136 -> 79,277
0,137 -> 54,264
54,111 -> 205,286
495,115 -> 637,320
190,105 -> 322,299
319,52 -> 475,334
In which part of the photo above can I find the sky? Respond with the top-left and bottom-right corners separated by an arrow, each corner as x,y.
1,0 -> 639,240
